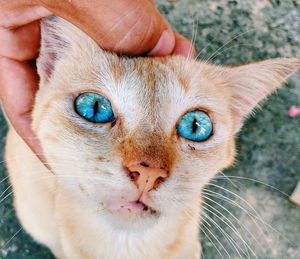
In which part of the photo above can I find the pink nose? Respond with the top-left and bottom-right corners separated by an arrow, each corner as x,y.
126,163 -> 168,194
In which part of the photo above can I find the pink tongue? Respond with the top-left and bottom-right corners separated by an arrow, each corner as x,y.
123,201 -> 145,210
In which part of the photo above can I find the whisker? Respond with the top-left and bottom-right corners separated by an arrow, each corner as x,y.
214,175 -> 289,197
206,183 -> 270,231
0,190 -> 14,204
217,172 -> 239,189
187,15 -> 199,61
207,180 -> 295,247
0,174 -> 9,185
202,194 -> 263,255
201,28 -> 257,62
207,43 -> 256,62
0,184 -> 12,199
202,189 -> 269,240
202,212 -> 245,258
1,226 -> 23,248
201,213 -> 231,259
202,200 -> 258,258
196,28 -> 256,61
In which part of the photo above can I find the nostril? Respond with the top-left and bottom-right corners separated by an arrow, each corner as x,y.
160,164 -> 168,170
129,171 -> 140,182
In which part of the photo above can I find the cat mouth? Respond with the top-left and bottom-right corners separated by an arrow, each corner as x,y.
106,200 -> 157,215
123,200 -> 157,214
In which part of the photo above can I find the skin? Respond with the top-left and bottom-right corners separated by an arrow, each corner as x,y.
0,0 -> 195,163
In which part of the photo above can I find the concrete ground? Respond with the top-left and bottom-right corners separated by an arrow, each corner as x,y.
0,0 -> 300,258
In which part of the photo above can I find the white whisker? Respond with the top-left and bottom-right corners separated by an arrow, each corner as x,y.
1,226 -> 23,248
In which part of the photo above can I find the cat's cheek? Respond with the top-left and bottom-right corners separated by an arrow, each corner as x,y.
149,178 -> 201,215
176,142 -> 234,179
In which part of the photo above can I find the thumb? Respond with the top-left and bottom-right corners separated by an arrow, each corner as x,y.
37,0 -> 175,56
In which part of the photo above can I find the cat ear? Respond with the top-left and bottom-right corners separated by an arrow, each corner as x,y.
37,16 -> 69,84
224,58 -> 300,133
37,16 -> 96,84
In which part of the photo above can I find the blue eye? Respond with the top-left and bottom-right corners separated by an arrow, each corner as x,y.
75,92 -> 115,123
176,110 -> 212,142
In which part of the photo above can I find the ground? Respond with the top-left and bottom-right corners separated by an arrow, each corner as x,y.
0,0 -> 300,258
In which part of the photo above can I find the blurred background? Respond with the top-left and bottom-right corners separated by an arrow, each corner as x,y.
0,0 -> 300,258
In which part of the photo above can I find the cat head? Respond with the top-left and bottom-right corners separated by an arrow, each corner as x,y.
33,16 -> 300,229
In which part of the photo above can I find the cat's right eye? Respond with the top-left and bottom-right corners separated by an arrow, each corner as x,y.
74,92 -> 115,123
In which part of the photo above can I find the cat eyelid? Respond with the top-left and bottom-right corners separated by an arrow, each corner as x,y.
73,89 -> 111,100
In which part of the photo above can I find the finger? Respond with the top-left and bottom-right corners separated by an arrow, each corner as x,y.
172,33 -> 196,59
37,0 -> 176,56
0,21 -> 41,61
0,1 -> 51,28
0,57 -> 46,164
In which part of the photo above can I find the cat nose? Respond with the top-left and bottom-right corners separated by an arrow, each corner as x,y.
126,162 -> 168,194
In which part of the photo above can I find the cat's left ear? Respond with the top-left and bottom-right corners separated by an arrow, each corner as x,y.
224,58 -> 300,133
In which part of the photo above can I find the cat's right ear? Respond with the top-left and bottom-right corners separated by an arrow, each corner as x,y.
37,16 -> 70,84
38,16 -> 97,85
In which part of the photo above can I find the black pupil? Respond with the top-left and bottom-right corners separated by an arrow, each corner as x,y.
93,100 -> 99,116
192,118 -> 198,133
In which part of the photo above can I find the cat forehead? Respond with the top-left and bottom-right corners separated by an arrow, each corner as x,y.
54,53 -> 229,116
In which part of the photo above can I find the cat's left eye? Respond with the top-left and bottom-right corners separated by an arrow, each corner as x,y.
176,110 -> 212,142
74,92 -> 115,123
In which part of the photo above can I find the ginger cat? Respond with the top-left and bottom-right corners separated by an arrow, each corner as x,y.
4,16 -> 300,259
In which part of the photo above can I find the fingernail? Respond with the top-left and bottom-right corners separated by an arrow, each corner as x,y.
173,40 -> 196,59
172,33 -> 196,59
148,30 -> 175,57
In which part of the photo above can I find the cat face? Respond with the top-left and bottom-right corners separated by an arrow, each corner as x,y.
32,16 -> 300,229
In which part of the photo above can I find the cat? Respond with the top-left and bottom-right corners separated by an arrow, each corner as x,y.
4,16 -> 300,259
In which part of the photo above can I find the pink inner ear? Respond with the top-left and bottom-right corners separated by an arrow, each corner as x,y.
39,35 -> 69,81
232,94 -> 255,113
226,58 -> 300,133
39,41 -> 58,82
41,50 -> 56,80
38,16 -> 70,82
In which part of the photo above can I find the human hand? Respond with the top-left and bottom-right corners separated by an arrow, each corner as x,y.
0,0 -> 196,164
